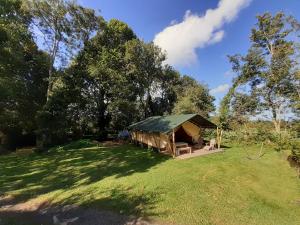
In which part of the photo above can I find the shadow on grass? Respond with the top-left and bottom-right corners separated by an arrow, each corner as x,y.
220,144 -> 231,149
0,186 -> 165,225
58,185 -> 165,217
0,139 -> 170,219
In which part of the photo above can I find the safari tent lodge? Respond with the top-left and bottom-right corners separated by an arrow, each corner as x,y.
128,114 -> 222,158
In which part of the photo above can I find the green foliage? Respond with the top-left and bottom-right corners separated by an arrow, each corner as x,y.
51,20 -> 183,139
231,92 -> 259,123
64,19 -> 138,138
22,0 -> 103,101
172,76 -> 215,117
268,130 -> 297,152
23,0 -> 103,66
125,39 -> 162,115
0,0 -> 217,149
23,0 -> 103,148
21,0 -> 103,148
288,16 -> 300,116
220,13 -> 299,132
218,84 -> 237,129
222,121 -> 298,153
0,0 -> 49,150
289,139 -> 300,167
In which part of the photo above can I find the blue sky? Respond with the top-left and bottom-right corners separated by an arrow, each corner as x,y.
78,0 -> 300,107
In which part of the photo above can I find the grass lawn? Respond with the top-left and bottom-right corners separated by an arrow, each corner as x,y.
1,140 -> 299,225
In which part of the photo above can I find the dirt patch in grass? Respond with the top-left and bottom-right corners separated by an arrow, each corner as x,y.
0,197 -> 164,225
101,140 -> 129,147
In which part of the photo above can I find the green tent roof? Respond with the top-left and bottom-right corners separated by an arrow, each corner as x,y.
128,114 -> 216,134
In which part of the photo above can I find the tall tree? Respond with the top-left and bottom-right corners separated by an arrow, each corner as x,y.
230,92 -> 259,124
0,0 -> 49,150
23,0 -> 103,101
125,39 -> 167,118
172,76 -> 215,117
61,21 -> 180,136
220,13 -> 298,132
150,65 -> 181,115
287,16 -> 300,116
21,0 -> 104,147
62,19 -> 137,138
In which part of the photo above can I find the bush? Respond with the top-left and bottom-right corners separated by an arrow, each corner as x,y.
290,140 -> 300,164
268,131 -> 297,151
222,122 -> 297,151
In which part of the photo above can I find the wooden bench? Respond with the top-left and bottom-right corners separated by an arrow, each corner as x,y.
176,146 -> 192,155
175,142 -> 192,155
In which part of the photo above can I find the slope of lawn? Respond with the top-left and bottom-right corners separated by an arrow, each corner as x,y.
1,140 -> 299,225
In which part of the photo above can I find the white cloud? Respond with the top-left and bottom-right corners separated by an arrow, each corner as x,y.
153,0 -> 251,66
210,84 -> 230,95
224,70 -> 234,77
170,20 -> 178,25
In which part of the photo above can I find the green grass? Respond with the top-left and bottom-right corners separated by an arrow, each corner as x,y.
1,140 -> 299,225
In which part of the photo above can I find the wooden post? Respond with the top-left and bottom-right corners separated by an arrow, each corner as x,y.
132,132 -> 135,145
218,127 -> 220,149
220,129 -> 223,149
172,129 -> 176,157
217,127 -> 219,149
216,127 -> 222,150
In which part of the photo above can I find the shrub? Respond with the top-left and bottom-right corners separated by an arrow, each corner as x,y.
268,130 -> 297,151
290,140 -> 300,164
222,122 -> 297,151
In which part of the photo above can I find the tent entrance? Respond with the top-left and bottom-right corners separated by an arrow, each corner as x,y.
175,126 -> 193,144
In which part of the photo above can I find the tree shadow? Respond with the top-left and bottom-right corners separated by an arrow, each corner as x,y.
220,144 -> 231,149
0,186 -> 166,225
0,140 -> 170,219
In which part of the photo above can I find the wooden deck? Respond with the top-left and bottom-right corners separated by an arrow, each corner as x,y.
176,148 -> 223,159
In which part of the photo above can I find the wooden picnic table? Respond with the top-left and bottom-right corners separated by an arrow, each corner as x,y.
175,142 -> 191,155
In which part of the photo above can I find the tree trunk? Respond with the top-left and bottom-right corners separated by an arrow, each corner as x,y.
96,99 -> 109,140
144,88 -> 153,118
36,63 -> 55,150
46,39 -> 59,102
270,100 -> 281,133
36,63 -> 54,150
273,119 -> 281,133
46,65 -> 54,102
0,131 -> 9,152
36,130 -> 52,151
271,108 -> 281,133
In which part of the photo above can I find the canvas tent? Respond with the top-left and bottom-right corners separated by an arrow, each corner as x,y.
128,114 -> 218,156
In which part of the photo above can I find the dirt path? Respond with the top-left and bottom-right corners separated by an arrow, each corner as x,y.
0,195 -> 161,225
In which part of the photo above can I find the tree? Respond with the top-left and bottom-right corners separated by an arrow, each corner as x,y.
172,76 -> 215,117
287,16 -> 300,116
59,20 -> 181,137
23,0 -> 103,101
221,13 -> 299,132
0,0 -> 49,150
0,1 -> 220,149
125,39 -> 167,118
230,92 -> 259,124
59,19 -> 137,139
21,0 -> 104,147
150,65 -> 180,115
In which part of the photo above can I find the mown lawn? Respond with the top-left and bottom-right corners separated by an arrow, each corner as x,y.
1,140 -> 299,225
